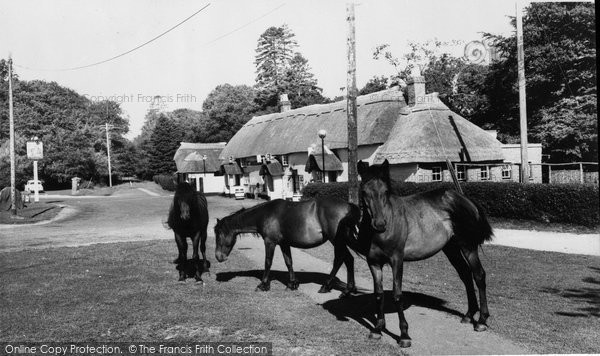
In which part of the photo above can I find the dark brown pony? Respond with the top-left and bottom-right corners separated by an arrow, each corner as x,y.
167,182 -> 209,282
357,160 -> 493,348
214,198 -> 361,295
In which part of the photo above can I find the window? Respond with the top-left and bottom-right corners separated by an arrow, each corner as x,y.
480,166 -> 490,180
280,155 -> 289,166
432,167 -> 442,182
456,165 -> 466,181
502,165 -> 512,180
239,158 -> 248,167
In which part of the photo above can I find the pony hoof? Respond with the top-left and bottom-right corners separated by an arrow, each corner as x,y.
461,316 -> 473,324
368,332 -> 382,340
474,323 -> 488,332
339,290 -> 352,298
255,283 -> 270,292
178,277 -> 186,282
286,282 -> 299,290
398,339 -> 412,348
318,285 -> 332,293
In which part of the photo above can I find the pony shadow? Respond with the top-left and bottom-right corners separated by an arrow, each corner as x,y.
321,291 -> 463,342
175,258 -> 211,279
216,269 -> 348,291
540,266 -> 600,318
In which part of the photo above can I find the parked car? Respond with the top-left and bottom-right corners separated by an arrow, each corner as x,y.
24,179 -> 44,193
233,186 -> 245,200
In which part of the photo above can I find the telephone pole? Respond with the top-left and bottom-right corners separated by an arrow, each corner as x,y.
105,122 -> 113,187
8,56 -> 17,216
516,1 -> 530,182
346,3 -> 359,204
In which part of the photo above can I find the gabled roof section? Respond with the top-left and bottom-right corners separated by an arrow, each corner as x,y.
174,142 -> 226,173
220,87 -> 406,159
374,93 -> 504,164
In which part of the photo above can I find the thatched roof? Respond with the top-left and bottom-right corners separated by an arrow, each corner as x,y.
174,142 -> 226,173
219,87 -> 405,159
373,93 -> 504,164
305,153 -> 344,172
259,161 -> 284,176
221,162 -> 243,175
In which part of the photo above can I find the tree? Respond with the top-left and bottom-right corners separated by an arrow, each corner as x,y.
201,84 -> 257,142
484,2 -> 597,161
283,53 -> 325,107
359,76 -> 389,95
254,25 -> 325,111
0,75 -> 132,188
147,114 -> 183,175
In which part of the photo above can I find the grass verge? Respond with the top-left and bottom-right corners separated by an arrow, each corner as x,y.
0,239 -> 399,355
0,202 -> 61,225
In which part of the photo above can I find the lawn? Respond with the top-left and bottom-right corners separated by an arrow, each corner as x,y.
305,243 -> 600,354
0,239 -> 399,356
0,202 -> 62,225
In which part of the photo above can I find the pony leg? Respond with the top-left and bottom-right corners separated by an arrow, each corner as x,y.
339,245 -> 357,298
391,257 -> 411,348
280,244 -> 298,290
318,242 -> 346,294
191,232 -> 203,282
257,241 -> 276,291
368,261 -> 386,340
443,244 -> 479,324
200,229 -> 210,273
462,247 -> 489,331
174,233 -> 187,281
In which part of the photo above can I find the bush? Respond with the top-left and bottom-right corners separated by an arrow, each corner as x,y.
153,174 -> 176,192
302,181 -> 599,227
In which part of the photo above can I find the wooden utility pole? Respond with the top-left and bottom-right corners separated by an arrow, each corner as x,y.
346,3 -> 359,204
8,56 -> 17,216
516,1 -> 530,182
105,122 -> 113,187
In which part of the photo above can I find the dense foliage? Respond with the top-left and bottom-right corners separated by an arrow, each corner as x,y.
302,181 -> 599,227
0,63 -> 131,189
370,2 -> 597,162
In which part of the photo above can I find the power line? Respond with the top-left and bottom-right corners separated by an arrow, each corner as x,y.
201,3 -> 286,47
15,2 -> 286,73
14,3 -> 211,72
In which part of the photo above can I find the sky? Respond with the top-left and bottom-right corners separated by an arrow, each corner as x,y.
0,0 -> 518,139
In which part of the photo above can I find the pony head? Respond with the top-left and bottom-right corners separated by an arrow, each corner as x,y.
358,159 -> 391,232
214,216 -> 236,262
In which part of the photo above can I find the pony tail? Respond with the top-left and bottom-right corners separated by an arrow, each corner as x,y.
447,191 -> 493,248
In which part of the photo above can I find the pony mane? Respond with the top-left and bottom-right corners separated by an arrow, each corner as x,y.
216,201 -> 271,238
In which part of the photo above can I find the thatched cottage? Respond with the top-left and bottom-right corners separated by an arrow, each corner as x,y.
173,142 -> 226,194
219,75 -> 540,200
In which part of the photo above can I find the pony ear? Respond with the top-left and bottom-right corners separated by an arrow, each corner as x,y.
379,159 -> 391,183
357,160 -> 369,178
216,218 -> 221,223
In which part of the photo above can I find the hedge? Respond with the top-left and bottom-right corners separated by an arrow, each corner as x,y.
153,174 -> 176,192
302,181 -> 599,227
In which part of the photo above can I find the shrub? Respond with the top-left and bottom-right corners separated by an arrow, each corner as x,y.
153,174 -> 176,192
302,181 -> 599,227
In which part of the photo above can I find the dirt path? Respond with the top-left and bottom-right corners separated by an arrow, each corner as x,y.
232,236 -> 527,355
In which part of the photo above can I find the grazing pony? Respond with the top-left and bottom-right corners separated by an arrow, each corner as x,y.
167,182 -> 209,282
357,160 -> 493,348
214,198 -> 361,295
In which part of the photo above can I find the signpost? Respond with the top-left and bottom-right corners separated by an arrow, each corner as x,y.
26,138 -> 43,202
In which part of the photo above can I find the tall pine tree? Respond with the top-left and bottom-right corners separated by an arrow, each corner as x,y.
254,25 -> 324,111
147,114 -> 183,175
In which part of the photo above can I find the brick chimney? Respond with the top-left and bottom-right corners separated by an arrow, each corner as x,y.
406,67 -> 426,106
280,94 -> 291,112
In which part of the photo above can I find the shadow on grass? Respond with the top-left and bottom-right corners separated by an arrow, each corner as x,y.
540,266 -> 600,318
216,269 -> 349,291
320,290 -> 463,342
